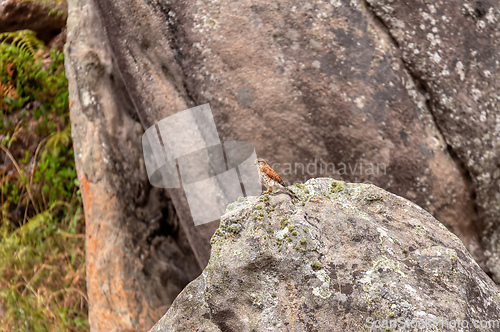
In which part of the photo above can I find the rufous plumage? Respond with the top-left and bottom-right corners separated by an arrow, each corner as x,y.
255,158 -> 297,199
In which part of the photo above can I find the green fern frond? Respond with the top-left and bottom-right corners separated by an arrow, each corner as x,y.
46,125 -> 71,150
0,30 -> 45,57
41,125 -> 72,160
19,201 -> 69,235
22,209 -> 51,234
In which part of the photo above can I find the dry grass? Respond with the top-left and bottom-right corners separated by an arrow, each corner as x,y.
0,27 -> 88,330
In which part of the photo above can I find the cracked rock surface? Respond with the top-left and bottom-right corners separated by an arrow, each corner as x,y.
150,178 -> 500,331
365,0 -> 500,283
64,0 -> 499,328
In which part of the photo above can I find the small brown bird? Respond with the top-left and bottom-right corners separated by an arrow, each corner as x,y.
255,158 -> 298,199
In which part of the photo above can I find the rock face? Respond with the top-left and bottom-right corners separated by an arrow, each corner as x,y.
365,0 -> 500,283
89,0 -> 485,261
150,179 -> 500,331
64,0 -> 211,329
0,0 -> 67,43
63,0 -> 500,329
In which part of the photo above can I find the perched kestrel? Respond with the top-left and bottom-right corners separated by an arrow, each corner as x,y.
255,158 -> 298,199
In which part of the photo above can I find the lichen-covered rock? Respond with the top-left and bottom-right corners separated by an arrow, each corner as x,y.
64,0 -> 207,329
150,179 -> 500,331
66,0 -> 495,282
365,0 -> 500,282
64,0 -> 499,328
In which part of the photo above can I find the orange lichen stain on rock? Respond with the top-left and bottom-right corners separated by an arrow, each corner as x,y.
78,172 -> 92,215
282,282 -> 304,328
84,189 -> 156,330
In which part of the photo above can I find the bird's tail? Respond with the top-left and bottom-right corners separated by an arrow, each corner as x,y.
285,187 -> 298,200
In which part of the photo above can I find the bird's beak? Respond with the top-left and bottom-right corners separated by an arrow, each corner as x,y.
254,160 -> 257,165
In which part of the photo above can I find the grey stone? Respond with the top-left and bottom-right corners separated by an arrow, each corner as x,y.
63,0 -> 500,329
151,179 -> 500,331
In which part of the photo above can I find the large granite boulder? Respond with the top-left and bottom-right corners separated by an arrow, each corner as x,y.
365,0 -> 500,283
63,0 -> 499,329
88,0 -> 486,262
151,179 -> 500,331
64,0 -> 209,330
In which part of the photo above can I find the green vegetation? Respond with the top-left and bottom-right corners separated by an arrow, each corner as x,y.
311,261 -> 323,270
0,29 -> 87,330
330,180 -> 344,193
280,217 -> 289,229
366,194 -> 383,202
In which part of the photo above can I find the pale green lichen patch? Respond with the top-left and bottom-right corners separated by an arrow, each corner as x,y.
448,250 -> 457,264
313,284 -> 333,299
293,182 -> 315,201
366,194 -> 383,202
314,269 -> 331,283
226,202 -> 236,211
414,224 -> 427,237
210,228 -> 228,252
311,261 -> 323,270
295,183 -> 306,190
391,237 -> 401,246
280,218 -> 290,229
225,224 -> 241,234
210,211 -> 251,254
372,256 -> 400,272
312,270 -> 332,299
259,194 -> 271,207
330,180 -> 344,193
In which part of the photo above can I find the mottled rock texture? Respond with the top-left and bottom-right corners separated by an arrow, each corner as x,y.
365,0 -> 500,283
63,0 -> 499,329
0,0 -> 67,43
151,179 -> 500,331
64,0 -> 211,330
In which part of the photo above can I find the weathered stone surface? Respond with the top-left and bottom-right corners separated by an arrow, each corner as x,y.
151,179 -> 500,331
85,0 -> 489,267
64,0 -> 207,330
365,0 -> 500,282
0,0 -> 67,42
64,0 -> 499,329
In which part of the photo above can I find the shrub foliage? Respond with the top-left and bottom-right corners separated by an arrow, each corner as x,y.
0,29 -> 87,331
